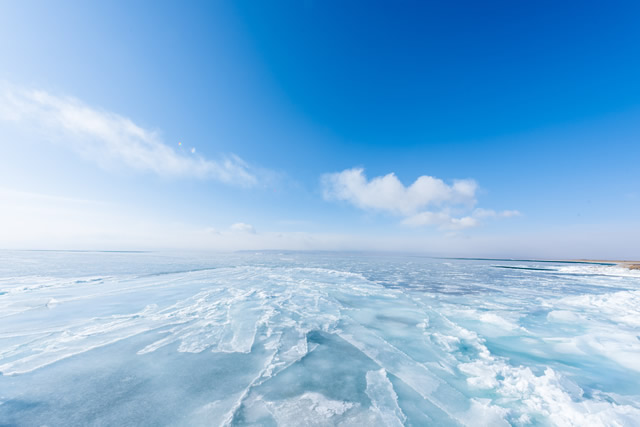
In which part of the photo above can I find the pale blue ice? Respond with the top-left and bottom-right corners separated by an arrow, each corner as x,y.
1,251 -> 639,426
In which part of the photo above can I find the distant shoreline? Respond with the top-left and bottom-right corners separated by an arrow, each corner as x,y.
441,257 -> 640,271
571,260 -> 640,270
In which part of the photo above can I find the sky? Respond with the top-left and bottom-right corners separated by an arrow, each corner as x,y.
1,0 -> 639,258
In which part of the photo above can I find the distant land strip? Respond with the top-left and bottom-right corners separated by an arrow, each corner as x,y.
441,257 -> 640,270
573,260 -> 640,270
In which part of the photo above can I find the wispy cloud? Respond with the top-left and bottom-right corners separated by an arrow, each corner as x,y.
402,209 -> 520,230
0,187 -> 108,206
472,208 -> 521,219
401,211 -> 478,229
230,222 -> 257,234
322,168 -> 518,230
0,84 -> 257,186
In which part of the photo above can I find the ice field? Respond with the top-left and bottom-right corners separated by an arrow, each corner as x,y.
1,251 -> 639,426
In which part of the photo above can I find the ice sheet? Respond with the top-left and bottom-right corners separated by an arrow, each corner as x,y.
1,251 -> 639,425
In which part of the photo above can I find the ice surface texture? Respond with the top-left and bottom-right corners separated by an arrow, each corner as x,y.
1,251 -> 639,426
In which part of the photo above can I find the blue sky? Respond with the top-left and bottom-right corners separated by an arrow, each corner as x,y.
1,1 -> 639,258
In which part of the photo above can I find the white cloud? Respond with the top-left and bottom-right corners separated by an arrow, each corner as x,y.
402,212 -> 478,230
473,208 -> 521,219
204,227 -> 220,235
0,84 -> 256,186
0,187 -> 108,207
230,222 -> 256,234
322,168 -> 518,230
322,168 -> 476,216
402,209 -> 520,230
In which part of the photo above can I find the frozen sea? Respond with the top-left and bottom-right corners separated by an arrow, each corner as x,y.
1,251 -> 640,426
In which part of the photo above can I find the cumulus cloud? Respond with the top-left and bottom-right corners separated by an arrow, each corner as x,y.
322,168 -> 476,215
0,84 -> 256,186
322,168 -> 518,230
